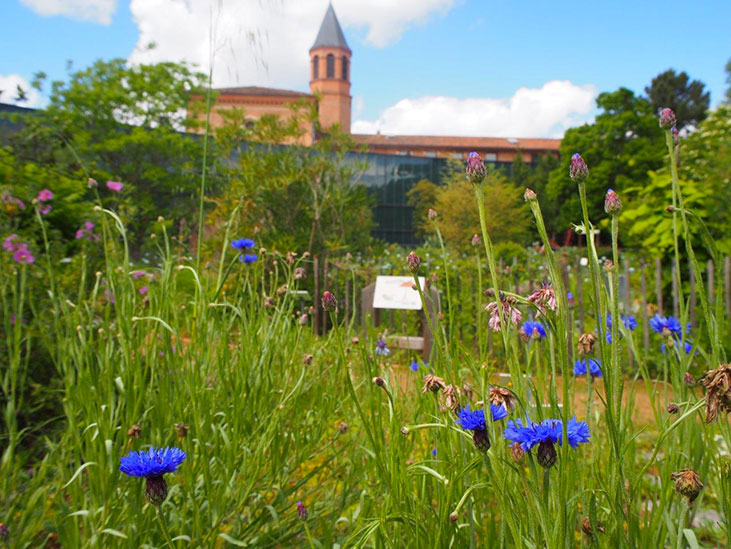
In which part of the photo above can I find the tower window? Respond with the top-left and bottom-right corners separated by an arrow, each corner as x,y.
326,54 -> 335,78
342,57 -> 348,81
312,55 -> 319,79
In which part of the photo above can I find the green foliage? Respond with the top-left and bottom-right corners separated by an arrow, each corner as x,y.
546,88 -> 665,235
644,69 -> 710,129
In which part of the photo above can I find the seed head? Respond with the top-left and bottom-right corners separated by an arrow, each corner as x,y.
400,426 -> 410,436
175,422 -> 189,438
671,469 -> 703,506
441,384 -> 461,414
449,512 -> 458,523
604,189 -> 622,215
351,336 -> 360,345
524,188 -> 537,202
338,422 -> 349,434
423,374 -> 446,394
578,333 -> 597,356
466,152 -> 486,185
581,517 -> 605,536
294,267 -> 306,280
603,259 -> 615,272
302,354 -> 314,365
406,251 -> 421,274
277,284 -> 288,297
569,153 -> 589,182
659,107 -> 676,129
489,386 -> 516,412
321,291 -> 337,312
127,424 -> 142,438
701,363 -> 731,423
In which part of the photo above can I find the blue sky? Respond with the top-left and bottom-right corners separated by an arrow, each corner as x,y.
2,0 -> 729,137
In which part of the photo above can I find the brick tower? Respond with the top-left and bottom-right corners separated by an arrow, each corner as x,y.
309,3 -> 351,133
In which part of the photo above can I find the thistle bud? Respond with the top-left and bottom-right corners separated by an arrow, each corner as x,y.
127,424 -> 141,438
321,291 -> 336,312
604,189 -> 622,215
175,422 -> 189,438
667,403 -> 679,414
449,512 -> 458,523
569,153 -> 589,182
537,440 -> 557,469
87,178 -> 98,188
406,251 -> 421,274
472,428 -> 491,452
466,152 -> 486,185
671,469 -> 703,506
338,422 -> 349,434
659,108 -> 676,129
298,314 -> 308,325
578,333 -> 597,356
666,205 -> 675,213
427,208 -> 437,220
296,500 -> 308,520
471,234 -> 480,246
372,376 -> 385,387
603,259 -> 614,272
145,475 -> 169,505
510,442 -> 525,463
524,188 -> 537,202
400,426 -> 410,436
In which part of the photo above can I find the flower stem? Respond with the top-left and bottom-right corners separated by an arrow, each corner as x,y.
155,505 -> 176,549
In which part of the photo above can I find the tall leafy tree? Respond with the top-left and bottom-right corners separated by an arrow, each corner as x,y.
546,88 -> 665,238
644,69 -> 710,129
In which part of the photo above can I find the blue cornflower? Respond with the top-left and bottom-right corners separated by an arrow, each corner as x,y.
573,358 -> 602,378
120,446 -> 186,505
231,238 -> 255,250
604,314 -> 637,343
239,253 -> 258,264
431,447 -> 437,457
409,360 -> 419,372
456,404 -> 508,452
375,339 -> 390,356
521,320 -> 547,340
649,314 -> 683,336
504,417 -> 590,468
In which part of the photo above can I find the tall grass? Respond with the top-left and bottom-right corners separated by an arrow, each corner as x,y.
0,108 -> 728,547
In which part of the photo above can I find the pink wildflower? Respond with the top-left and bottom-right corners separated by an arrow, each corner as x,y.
13,246 -> 35,264
527,283 -> 557,316
485,295 -> 522,332
132,270 -> 146,279
106,181 -> 123,192
3,234 -> 18,252
139,286 -> 149,296
39,205 -> 52,215
37,189 -> 53,202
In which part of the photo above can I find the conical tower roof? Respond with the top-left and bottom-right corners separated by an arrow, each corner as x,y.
311,3 -> 350,52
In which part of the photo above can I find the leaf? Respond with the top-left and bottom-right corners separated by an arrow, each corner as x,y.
64,462 -> 97,488
101,529 -> 127,539
683,529 -> 700,549
218,532 -> 249,547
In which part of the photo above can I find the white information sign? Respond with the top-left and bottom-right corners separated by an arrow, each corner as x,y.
372,276 -> 425,310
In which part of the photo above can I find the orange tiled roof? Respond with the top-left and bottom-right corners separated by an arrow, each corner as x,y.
214,86 -> 314,98
350,134 -> 560,151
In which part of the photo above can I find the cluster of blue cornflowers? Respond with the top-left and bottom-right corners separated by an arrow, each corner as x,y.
520,320 -> 547,341
650,313 -> 693,355
603,314 -> 637,343
573,358 -> 602,378
504,417 -> 590,469
231,238 -> 258,264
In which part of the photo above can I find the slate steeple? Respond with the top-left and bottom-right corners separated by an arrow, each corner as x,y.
310,3 -> 350,52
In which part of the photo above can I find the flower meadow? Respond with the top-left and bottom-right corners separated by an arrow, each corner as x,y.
0,109 -> 730,548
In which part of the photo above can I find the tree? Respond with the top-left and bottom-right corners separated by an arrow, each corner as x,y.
546,88 -> 665,238
644,69 -> 710,129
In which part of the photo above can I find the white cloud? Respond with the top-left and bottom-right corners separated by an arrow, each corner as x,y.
20,0 -> 117,24
0,74 -> 44,108
128,0 -> 454,89
352,80 -> 598,138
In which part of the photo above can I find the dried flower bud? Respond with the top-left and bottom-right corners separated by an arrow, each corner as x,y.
466,152 -> 486,185
449,512 -> 458,523
604,189 -> 622,215
701,363 -> 731,423
524,188 -> 537,202
659,107 -> 676,129
303,354 -> 314,365
127,424 -> 141,438
489,387 -> 516,412
603,259 -> 614,272
441,385 -> 461,413
581,517 -> 605,536
400,426 -> 410,436
296,501 -> 308,520
338,422 -> 349,434
298,314 -> 308,325
372,376 -> 385,387
569,153 -> 589,182
484,288 -> 495,297
87,177 -> 98,188
667,403 -> 679,414
427,208 -> 437,220
321,291 -> 337,312
510,442 -> 525,463
277,284 -> 288,297
263,296 -> 274,308
294,267 -> 306,280
175,422 -> 189,438
351,336 -> 360,344
537,440 -> 557,469
683,372 -> 695,387
0,523 -> 9,539
406,251 -> 421,274
302,251 -> 310,259
578,333 -> 597,356
286,251 -> 297,264
671,469 -> 703,506
471,234 -> 480,246
423,374 -> 446,393
666,205 -> 675,213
